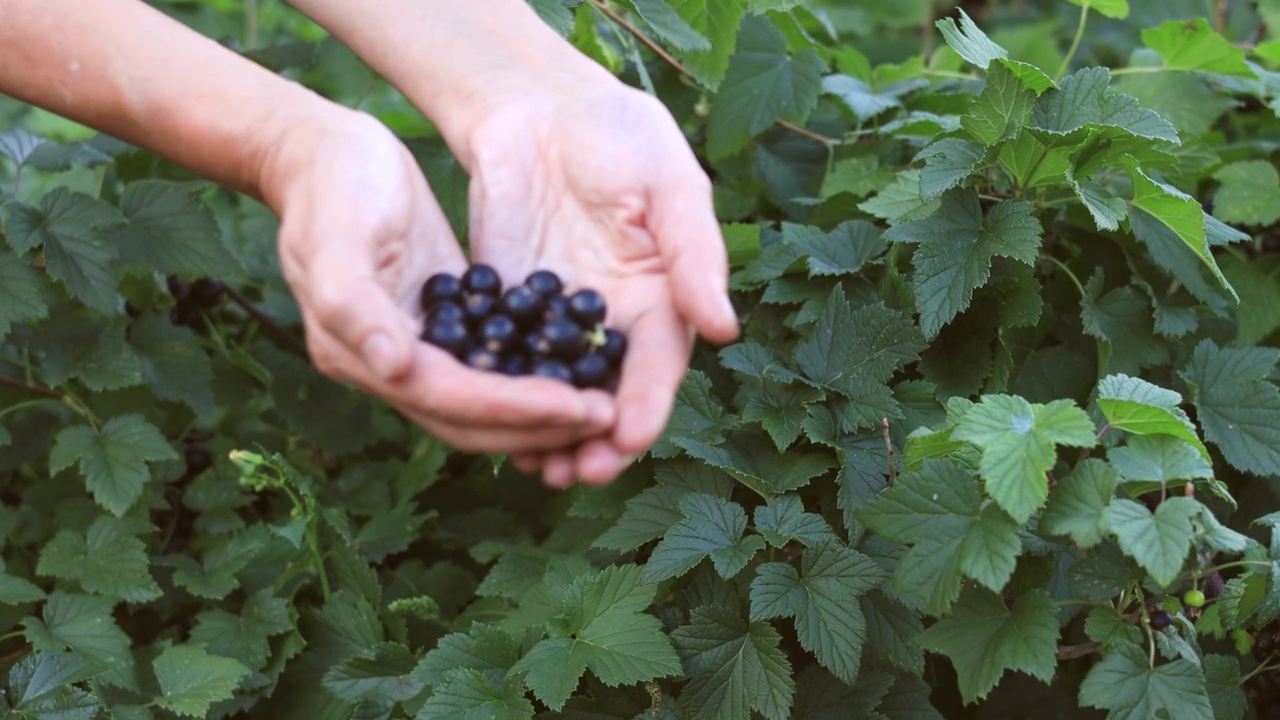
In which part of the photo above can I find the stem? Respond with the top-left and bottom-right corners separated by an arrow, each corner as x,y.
1240,654 -> 1279,684
0,630 -> 26,644
1042,255 -> 1086,297
1193,559 -> 1277,578
1108,66 -> 1164,75
882,418 -> 896,488
1057,3 -> 1090,80
0,375 -> 63,400
1096,423 -> 1112,441
245,0 -> 260,50
0,398 -> 60,420
1056,641 -> 1101,660
923,69 -> 981,80
223,285 -> 308,358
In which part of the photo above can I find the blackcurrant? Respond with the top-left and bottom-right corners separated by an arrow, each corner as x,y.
479,314 -> 519,355
501,354 -> 529,376
167,276 -> 189,300
421,272 -> 463,311
498,286 -> 544,328
422,319 -> 470,357
465,347 -> 501,372
538,318 -> 587,359
1149,610 -> 1173,631
532,359 -> 573,383
525,270 -> 564,299
170,302 -> 200,329
567,289 -> 607,327
463,293 -> 496,326
523,331 -> 545,358
462,264 -> 502,296
572,353 -> 610,388
428,301 -> 465,325
597,328 -> 627,366
543,295 -> 571,323
189,278 -> 225,308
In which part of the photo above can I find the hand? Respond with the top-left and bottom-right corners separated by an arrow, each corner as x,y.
261,110 -> 616,453
456,79 -> 740,486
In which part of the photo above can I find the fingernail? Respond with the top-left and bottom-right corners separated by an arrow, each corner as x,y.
361,332 -> 401,380
720,293 -> 738,322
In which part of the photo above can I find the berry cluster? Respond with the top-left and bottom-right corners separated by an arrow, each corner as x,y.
167,276 -> 225,330
1248,621 -> 1280,716
418,265 -> 626,389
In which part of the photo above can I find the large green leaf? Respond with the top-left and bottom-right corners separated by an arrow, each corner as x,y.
667,0 -> 746,89
152,645 -> 252,718
1101,497 -> 1198,587
36,515 -> 161,603
670,605 -> 794,720
22,592 -> 136,689
642,493 -> 765,581
116,181 -> 244,278
1041,459 -> 1119,549
2,188 -> 122,313
49,414 -> 177,517
1141,18 -> 1252,76
1181,340 -> 1280,476
1079,644 -> 1213,720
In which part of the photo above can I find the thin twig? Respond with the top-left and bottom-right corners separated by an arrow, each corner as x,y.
882,418 -> 896,488
1056,641 -> 1100,661
587,0 -> 841,147
0,374 -> 63,400
223,285 -> 309,358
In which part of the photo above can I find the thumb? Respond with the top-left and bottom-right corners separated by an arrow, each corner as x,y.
305,247 -> 417,381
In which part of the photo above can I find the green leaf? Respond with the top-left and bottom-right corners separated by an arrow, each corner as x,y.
414,624 -> 520,686
1220,253 -> 1280,345
680,432 -> 835,499
855,459 -> 1022,614
1041,459 -> 1119,549
1079,644 -> 1213,720
623,0 -> 710,51
884,190 -> 1043,338
49,414 -> 178,516
753,494 -> 834,547
152,645 -> 251,718
510,565 -> 681,710
33,311 -> 142,392
916,587 -> 1059,703
1101,497 -> 1198,587
1067,165 -> 1127,230
7,651 -> 103,713
528,0 -> 580,35
953,395 -> 1096,524
37,515 -> 161,603
22,592 -> 136,689
0,563 -> 47,605
323,642 -> 422,704
188,588 -> 294,671
116,181 -> 243,278
858,170 -> 941,224
670,605 -> 794,720
594,461 -> 733,553
0,251 -> 48,342
642,493 -> 765,581
667,0 -> 746,89
860,591 -> 925,675
1109,435 -> 1213,484
1081,275 -> 1168,375
2,188 -> 122,312
1067,0 -> 1128,18
1141,18 -> 1252,76
129,313 -> 217,417
1097,374 -> 1208,459
784,220 -> 887,277
792,289 -> 924,398
749,541 -> 886,683
706,15 -> 825,160
1033,67 -> 1179,143
658,370 -> 737,451
963,62 -> 1036,146
915,138 -> 985,201
1203,655 -> 1248,720
741,381 -> 824,452
822,75 -> 917,123
1181,340 -> 1280,477
1127,165 -> 1236,301
935,9 -> 1007,69
418,668 -> 534,720
1212,160 -> 1280,226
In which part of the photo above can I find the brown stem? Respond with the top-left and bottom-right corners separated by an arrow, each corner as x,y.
587,0 -> 840,147
0,374 -> 63,400
1056,640 -> 1101,660
882,417 -> 896,488
223,285 -> 309,358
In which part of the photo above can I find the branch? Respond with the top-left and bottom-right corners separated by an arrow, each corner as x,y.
587,0 -> 840,147
223,285 -> 309,358
1056,641 -> 1100,661
0,374 -> 63,400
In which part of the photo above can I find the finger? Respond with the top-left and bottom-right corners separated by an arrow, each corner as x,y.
573,438 -> 631,485
412,415 -> 593,455
542,452 -> 578,489
511,453 -> 545,474
611,301 -> 693,456
647,161 -> 739,345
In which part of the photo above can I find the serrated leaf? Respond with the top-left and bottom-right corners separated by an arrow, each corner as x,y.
323,642 -> 422,704
1079,644 -> 1213,720
414,624 -> 520,686
858,170 -> 941,224
1084,605 -> 1143,651
1041,459 -> 1119,549
750,541 -> 885,682
667,0 -> 745,89
1109,435 -> 1213,484
752,494 -> 834,548
188,588 -> 294,671
129,313 -> 217,417
22,592 -> 136,689
1081,274 -> 1168,375
1097,374 -> 1207,459
741,381 -> 824,452
822,75 -> 913,122
642,493 -> 764,581
1212,160 -> 1280,226
916,587 -> 1058,703
0,565 -> 47,605
8,651 -> 103,714
152,645 -> 251,718
418,667 -> 534,720
1102,497 -> 1198,587
914,138 -> 984,201
670,605 -> 794,720
594,461 -> 733,553
706,15 -> 825,160
1141,18 -> 1251,76
936,9 -> 1007,69
963,62 -> 1035,146
33,311 -> 142,392
784,220 -> 887,277
2,189 -> 122,312
854,459 -> 1022,614
624,0 -> 710,51
793,289 -> 923,398
116,181 -> 243,277
1033,67 -> 1179,143
1067,0 -> 1128,19
884,190 -> 1043,338
37,515 -> 161,603
1203,655 -> 1248,720
1127,165 -> 1235,301
0,252 -> 49,342
860,591 -> 925,675
658,370 -> 737,451
49,414 -> 177,517
1067,166 -> 1127,230
0,128 -> 46,164
1181,340 -> 1280,476
953,395 -> 1096,524
998,127 -> 1078,190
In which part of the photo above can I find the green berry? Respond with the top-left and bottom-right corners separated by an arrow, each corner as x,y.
1183,589 -> 1206,608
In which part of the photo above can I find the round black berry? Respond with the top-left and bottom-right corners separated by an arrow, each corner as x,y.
465,347 -> 501,372
572,353 -> 610,388
167,276 -> 189,300
538,318 -> 587,359
501,354 -> 529,376
421,272 -> 463,311
532,359 -> 573,383
422,319 -> 470,357
525,270 -> 564,299
463,293 -> 497,326
184,445 -> 212,476
498,286 -> 544,328
428,301 -> 465,325
479,314 -> 519,354
567,289 -> 607,327
462,264 -> 502,296
1149,610 -> 1173,631
543,295 -> 571,323
170,302 -> 200,328
189,278 -> 225,308
597,328 -> 627,366
523,331 -> 545,358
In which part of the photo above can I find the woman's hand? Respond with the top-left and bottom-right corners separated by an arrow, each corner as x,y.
457,79 -> 740,486
260,110 -> 617,454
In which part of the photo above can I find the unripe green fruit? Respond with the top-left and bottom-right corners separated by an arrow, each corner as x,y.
1183,589 -> 1206,608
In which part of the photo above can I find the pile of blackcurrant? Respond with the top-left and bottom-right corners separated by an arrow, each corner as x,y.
1247,621 -> 1280,716
418,265 -> 626,389
167,276 -> 225,330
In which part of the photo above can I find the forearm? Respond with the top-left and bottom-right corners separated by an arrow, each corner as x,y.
286,0 -> 613,167
0,0 -> 343,202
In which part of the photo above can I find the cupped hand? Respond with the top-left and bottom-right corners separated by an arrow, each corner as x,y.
260,110 -> 616,453
455,80 -> 740,487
